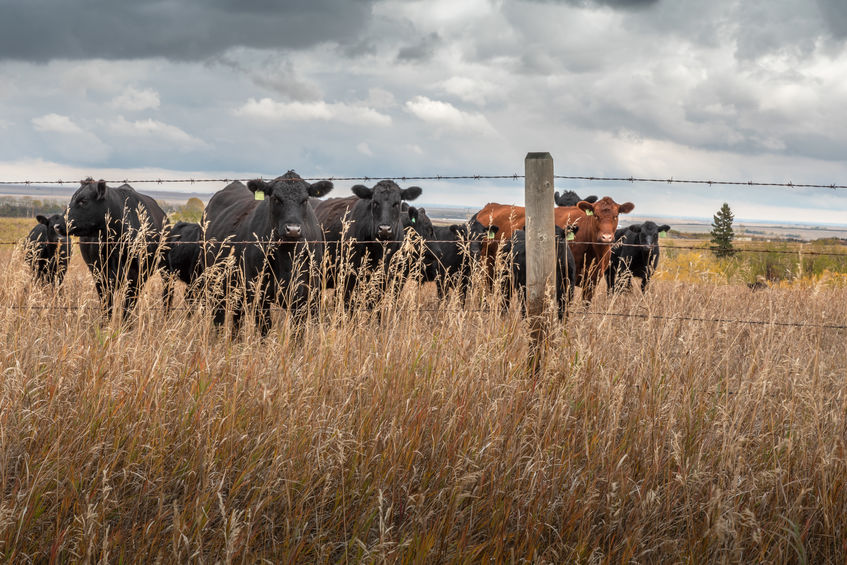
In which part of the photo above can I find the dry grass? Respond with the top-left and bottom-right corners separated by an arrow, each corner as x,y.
1,239 -> 846,563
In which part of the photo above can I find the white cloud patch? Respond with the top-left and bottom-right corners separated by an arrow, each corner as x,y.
32,113 -> 83,134
405,96 -> 497,135
111,87 -> 160,111
356,142 -> 374,156
438,76 -> 495,106
107,116 -> 207,149
235,98 -> 392,126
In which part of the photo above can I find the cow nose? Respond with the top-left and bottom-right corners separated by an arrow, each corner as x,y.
377,224 -> 393,239
599,233 -> 613,243
284,224 -> 302,239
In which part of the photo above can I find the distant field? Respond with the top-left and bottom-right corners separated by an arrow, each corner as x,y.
2,219 -> 847,562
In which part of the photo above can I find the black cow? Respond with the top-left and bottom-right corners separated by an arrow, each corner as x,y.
202,172 -> 333,334
606,221 -> 671,293
423,219 -> 497,301
25,214 -> 72,286
554,190 -> 598,207
314,180 -> 422,306
161,221 -> 204,312
500,226 -> 578,319
60,179 -> 166,318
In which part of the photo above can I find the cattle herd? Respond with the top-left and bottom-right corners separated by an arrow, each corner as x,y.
22,174 -> 671,333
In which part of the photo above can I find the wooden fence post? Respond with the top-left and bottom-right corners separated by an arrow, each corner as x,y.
524,152 -> 555,371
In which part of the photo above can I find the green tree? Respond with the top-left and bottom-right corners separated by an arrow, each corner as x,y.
172,197 -> 205,223
710,202 -> 736,258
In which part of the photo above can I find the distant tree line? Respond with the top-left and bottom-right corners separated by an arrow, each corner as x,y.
0,197 -> 67,218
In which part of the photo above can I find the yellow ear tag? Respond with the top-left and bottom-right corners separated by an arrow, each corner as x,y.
585,210 -> 593,216
254,191 -> 264,201
567,232 -> 575,241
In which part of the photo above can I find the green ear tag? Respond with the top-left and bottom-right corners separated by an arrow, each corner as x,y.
254,191 -> 264,201
659,231 -> 667,238
411,217 -> 416,223
567,232 -> 575,241
585,210 -> 593,216
487,232 -> 495,239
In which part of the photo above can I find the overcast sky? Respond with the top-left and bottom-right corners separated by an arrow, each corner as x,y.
1,0 -> 847,224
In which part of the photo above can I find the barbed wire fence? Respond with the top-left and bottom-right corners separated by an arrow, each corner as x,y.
2,171 -> 846,332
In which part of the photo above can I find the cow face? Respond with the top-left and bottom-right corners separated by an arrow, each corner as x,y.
248,171 -> 333,241
65,178 -> 110,236
578,197 -> 635,243
352,180 -> 422,241
467,219 -> 498,258
627,221 -> 670,251
405,206 -> 435,240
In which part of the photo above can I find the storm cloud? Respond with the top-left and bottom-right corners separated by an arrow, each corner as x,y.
0,0 -> 374,61
0,0 -> 846,224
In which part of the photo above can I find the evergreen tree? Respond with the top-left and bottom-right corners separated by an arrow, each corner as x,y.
710,202 -> 735,258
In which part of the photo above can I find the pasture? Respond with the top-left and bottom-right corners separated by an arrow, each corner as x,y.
1,228 -> 846,562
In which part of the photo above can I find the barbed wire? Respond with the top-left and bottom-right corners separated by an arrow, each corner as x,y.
1,173 -> 847,190
6,238 -> 847,257
2,303 -> 845,331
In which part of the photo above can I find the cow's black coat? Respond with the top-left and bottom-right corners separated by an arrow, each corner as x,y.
314,180 -> 421,306
554,190 -> 598,207
202,172 -> 333,334
62,179 -> 166,318
606,221 -> 671,293
500,226 -> 578,319
25,214 -> 71,286
162,221 -> 204,311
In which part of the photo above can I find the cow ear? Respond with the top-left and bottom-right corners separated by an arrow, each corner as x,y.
308,180 -> 334,198
247,179 -> 270,195
618,202 -> 635,214
577,201 -> 594,214
585,195 -> 599,203
407,206 -> 418,224
401,186 -> 422,201
352,184 -> 373,199
449,224 -> 462,236
96,180 -> 107,200
36,214 -> 49,225
659,224 -> 671,232
569,224 -> 579,235
554,191 -> 561,206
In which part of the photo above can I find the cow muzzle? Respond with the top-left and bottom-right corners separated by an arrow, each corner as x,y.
283,224 -> 302,240
377,224 -> 393,240
598,233 -> 614,243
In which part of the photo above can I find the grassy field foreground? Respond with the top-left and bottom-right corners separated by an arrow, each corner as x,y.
1,242 -> 846,563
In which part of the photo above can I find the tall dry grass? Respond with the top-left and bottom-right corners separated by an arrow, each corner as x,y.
1,239 -> 846,563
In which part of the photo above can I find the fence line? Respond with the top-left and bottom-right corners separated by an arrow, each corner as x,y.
2,173 -> 847,190
3,303 -> 845,331
6,238 -> 847,257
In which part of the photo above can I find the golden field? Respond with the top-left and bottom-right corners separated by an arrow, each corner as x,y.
1,229 -> 846,563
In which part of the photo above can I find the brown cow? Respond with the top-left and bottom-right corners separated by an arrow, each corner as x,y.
556,197 -> 634,301
471,196 -> 634,301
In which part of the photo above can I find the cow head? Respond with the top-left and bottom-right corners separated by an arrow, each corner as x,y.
352,180 -> 422,241
626,221 -> 670,251
64,178 -> 110,236
404,206 -> 435,240
247,170 -> 333,241
35,214 -> 68,242
555,190 -> 598,207
467,219 -> 498,257
578,197 -> 634,243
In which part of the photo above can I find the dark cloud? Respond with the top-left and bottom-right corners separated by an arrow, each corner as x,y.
397,33 -> 441,62
0,0 -> 374,62
816,0 -> 847,38
525,0 -> 659,9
